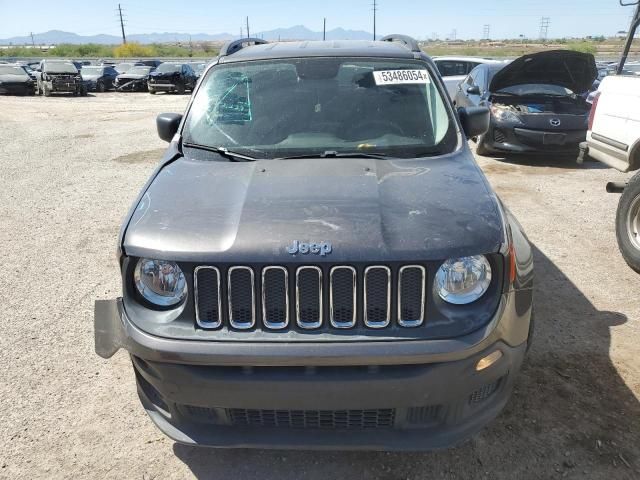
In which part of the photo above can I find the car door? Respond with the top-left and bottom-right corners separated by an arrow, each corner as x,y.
455,67 -> 480,107
105,67 -> 117,88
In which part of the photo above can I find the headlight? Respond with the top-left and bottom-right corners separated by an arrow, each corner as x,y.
134,258 -> 187,307
435,255 -> 492,305
490,105 -> 522,124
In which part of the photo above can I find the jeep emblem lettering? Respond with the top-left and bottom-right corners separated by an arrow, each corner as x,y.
287,240 -> 332,256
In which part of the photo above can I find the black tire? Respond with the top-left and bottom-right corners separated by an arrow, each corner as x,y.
526,307 -> 535,353
615,172 -> 640,273
475,133 -> 489,156
80,85 -> 88,96
175,81 -> 185,95
97,80 -> 106,93
149,89 -> 156,95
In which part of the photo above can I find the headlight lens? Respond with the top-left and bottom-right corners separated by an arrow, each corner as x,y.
134,258 -> 187,307
436,255 -> 492,305
490,105 -> 522,124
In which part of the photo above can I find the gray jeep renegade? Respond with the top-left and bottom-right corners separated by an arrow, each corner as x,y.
95,35 -> 534,451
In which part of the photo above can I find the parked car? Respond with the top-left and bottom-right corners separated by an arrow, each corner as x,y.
95,35 -> 534,451
138,59 -> 162,68
454,50 -> 597,156
0,64 -> 35,95
433,56 -> 504,98
17,64 -> 37,81
148,62 -> 197,94
114,62 -> 139,74
81,65 -> 119,92
579,75 -> 640,272
37,60 -> 86,96
114,66 -> 154,92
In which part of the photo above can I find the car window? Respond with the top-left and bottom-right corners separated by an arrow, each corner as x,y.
435,60 -> 469,77
474,68 -> 487,91
185,57 -> 457,159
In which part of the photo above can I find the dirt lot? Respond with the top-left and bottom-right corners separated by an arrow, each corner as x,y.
0,92 -> 638,480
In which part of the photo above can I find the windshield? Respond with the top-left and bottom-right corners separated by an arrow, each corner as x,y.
82,66 -> 103,74
184,57 -> 455,159
497,83 -> 573,96
45,62 -> 78,74
127,66 -> 152,75
0,66 -> 27,76
115,63 -> 133,73
157,63 -> 180,73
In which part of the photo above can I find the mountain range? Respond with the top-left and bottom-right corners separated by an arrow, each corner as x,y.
0,26 -> 377,45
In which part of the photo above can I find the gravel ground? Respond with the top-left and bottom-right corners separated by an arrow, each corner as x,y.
0,92 -> 638,480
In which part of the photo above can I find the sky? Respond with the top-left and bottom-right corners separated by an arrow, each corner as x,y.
0,0 -> 636,40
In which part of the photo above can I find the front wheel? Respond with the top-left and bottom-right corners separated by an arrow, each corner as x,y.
175,82 -> 185,94
475,133 -> 489,156
616,172 -> 640,273
43,84 -> 51,97
97,80 -> 106,93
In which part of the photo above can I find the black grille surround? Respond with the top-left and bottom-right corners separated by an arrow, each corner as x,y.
164,256 -> 504,342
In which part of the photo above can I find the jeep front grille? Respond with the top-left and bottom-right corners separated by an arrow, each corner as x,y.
194,264 -> 427,332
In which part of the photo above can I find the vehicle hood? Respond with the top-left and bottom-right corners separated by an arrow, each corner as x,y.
150,71 -> 179,79
0,73 -> 30,82
116,73 -> 148,80
490,49 -> 597,94
123,151 -> 505,263
81,73 -> 102,80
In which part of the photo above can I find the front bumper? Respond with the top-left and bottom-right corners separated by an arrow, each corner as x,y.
149,82 -> 176,92
95,290 -> 531,450
0,83 -> 35,95
483,122 -> 586,154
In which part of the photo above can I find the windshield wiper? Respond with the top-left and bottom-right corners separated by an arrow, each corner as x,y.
276,151 -> 392,160
182,143 -> 257,162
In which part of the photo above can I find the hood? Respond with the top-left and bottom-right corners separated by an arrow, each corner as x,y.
150,70 -> 179,78
82,74 -> 102,80
490,50 -> 597,94
0,73 -> 30,82
123,152 -> 504,263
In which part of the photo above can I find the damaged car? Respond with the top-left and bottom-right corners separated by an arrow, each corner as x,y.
454,50 -> 597,156
37,60 -> 87,97
148,62 -> 197,94
81,65 -> 119,92
0,65 -> 35,95
114,65 -> 154,92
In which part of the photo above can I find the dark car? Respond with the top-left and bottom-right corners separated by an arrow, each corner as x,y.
17,64 -> 38,81
114,66 -> 154,92
37,60 -> 86,96
0,65 -> 35,95
454,50 -> 597,156
94,36 -> 534,451
81,65 -> 119,92
148,62 -> 197,94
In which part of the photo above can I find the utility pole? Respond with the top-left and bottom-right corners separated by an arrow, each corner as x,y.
539,17 -> 550,40
118,4 -> 127,44
372,0 -> 377,40
618,0 -> 640,74
246,16 -> 250,38
30,32 -> 35,47
240,27 -> 243,39
483,24 -> 490,40
323,18 -> 326,41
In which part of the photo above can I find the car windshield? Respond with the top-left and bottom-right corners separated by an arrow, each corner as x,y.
184,57 -> 456,159
45,62 -> 78,74
82,67 -> 103,74
497,83 -> 573,96
0,66 -> 27,75
115,63 -> 133,73
128,67 -> 152,75
157,63 -> 180,73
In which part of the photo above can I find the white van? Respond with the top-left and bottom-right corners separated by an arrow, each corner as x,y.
582,75 -> 640,272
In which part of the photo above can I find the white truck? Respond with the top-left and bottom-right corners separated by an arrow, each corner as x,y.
580,74 -> 640,272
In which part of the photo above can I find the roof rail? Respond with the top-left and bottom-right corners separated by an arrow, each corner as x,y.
219,38 -> 269,57
380,34 -> 421,53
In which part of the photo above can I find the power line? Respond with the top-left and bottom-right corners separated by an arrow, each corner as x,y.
118,3 -> 127,44
539,16 -> 550,40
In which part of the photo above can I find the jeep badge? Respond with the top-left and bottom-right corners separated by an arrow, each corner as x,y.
287,240 -> 332,256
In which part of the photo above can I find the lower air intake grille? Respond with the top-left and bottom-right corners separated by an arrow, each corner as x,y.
494,128 -> 507,143
469,377 -> 503,404
228,408 -> 395,430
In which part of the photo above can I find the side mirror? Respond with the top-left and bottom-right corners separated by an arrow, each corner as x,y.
156,113 -> 183,142
466,85 -> 481,95
458,107 -> 490,138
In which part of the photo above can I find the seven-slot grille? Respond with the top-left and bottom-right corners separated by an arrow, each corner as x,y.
195,265 -> 427,331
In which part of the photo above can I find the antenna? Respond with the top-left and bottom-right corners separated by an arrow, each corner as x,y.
246,17 -> 250,38
323,18 -> 326,41
372,0 -> 378,40
118,3 -> 127,44
539,17 -> 550,40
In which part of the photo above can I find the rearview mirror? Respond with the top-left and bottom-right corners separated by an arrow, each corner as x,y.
466,85 -> 481,95
458,107 -> 490,138
156,113 -> 183,142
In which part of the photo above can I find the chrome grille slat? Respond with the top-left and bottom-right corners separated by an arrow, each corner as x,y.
228,266 -> 256,330
194,266 -> 222,329
296,266 -> 323,329
364,266 -> 391,328
398,265 -> 426,327
262,266 -> 289,330
330,266 -> 356,328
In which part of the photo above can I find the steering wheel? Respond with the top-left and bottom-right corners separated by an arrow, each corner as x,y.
346,120 -> 405,140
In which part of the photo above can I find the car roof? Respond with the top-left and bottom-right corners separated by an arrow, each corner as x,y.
433,56 -> 504,63
221,40 -> 418,63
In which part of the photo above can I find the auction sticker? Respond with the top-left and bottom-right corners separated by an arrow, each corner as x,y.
373,69 -> 430,86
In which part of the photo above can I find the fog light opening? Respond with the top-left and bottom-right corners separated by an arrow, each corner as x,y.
476,350 -> 503,372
